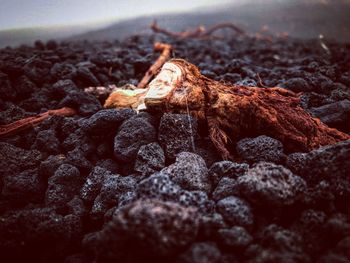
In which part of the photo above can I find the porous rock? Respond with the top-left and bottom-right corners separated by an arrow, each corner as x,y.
236,135 -> 285,164
114,114 -> 157,162
236,162 -> 306,207
158,113 -> 198,160
162,152 -> 211,193
217,196 -> 254,227
94,199 -> 199,260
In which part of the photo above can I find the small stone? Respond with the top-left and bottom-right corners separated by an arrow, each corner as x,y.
309,99 -> 350,132
32,129 -> 60,154
91,175 -> 136,220
95,199 -> 199,259
217,196 -> 254,227
283,77 -> 312,92
162,152 -> 211,193
158,113 -> 198,160
208,161 -> 249,187
59,90 -> 102,116
114,114 -> 157,162
134,142 -> 165,175
218,226 -> 253,248
81,108 -> 135,135
2,169 -> 45,203
50,63 -> 77,80
236,135 -> 285,164
136,172 -> 182,202
198,213 -> 227,239
286,140 -> 350,196
176,242 -> 221,263
45,164 -> 83,207
0,142 -> 42,176
237,162 -> 306,206
179,190 -> 215,214
212,177 -> 239,201
80,166 -> 112,203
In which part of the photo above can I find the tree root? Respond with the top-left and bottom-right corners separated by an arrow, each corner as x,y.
150,20 -> 246,39
107,58 -> 350,159
0,107 -> 77,138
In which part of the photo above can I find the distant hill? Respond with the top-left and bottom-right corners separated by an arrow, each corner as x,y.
0,0 -> 349,48
0,24 -> 108,48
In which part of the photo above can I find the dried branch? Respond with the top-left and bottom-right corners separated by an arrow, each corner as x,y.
137,42 -> 172,89
150,20 -> 246,40
0,107 -> 77,138
202,22 -> 246,37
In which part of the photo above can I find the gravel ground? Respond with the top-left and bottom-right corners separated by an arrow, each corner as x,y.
0,34 -> 350,263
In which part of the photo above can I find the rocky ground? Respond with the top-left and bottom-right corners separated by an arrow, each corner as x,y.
0,34 -> 350,263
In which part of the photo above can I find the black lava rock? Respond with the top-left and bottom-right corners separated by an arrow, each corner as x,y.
236,135 -> 285,164
208,161 -> 249,187
45,164 -> 84,207
23,58 -> 52,83
0,142 -> 42,176
76,67 -> 100,86
162,152 -> 211,193
179,190 -> 215,214
212,177 -> 239,201
32,129 -> 60,154
80,166 -> 113,203
236,162 -> 306,207
90,174 -> 136,220
0,207 -> 82,262
39,154 -> 67,178
134,142 -> 165,175
0,72 -> 15,100
50,79 -> 78,99
217,196 -> 254,227
158,113 -> 198,160
218,226 -> 253,248
176,242 -> 221,263
94,199 -> 199,260
95,159 -> 119,174
2,169 -> 45,204
114,114 -> 157,162
59,90 -> 102,116
13,75 -> 37,99
283,77 -> 312,92
286,140 -> 350,197
136,172 -> 182,201
81,108 -> 135,135
309,99 -> 350,132
50,62 -> 77,80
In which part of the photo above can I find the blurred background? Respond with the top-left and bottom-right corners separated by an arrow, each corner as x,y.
0,0 -> 349,47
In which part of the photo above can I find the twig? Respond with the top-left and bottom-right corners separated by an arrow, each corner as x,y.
150,20 -> 246,40
202,22 -> 246,37
0,107 -> 77,138
137,42 -> 172,89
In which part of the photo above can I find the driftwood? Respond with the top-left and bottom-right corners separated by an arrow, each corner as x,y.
106,59 -> 350,159
150,20 -> 246,39
0,107 -> 77,138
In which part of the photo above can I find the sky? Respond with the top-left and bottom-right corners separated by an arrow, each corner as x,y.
0,0 -> 235,30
